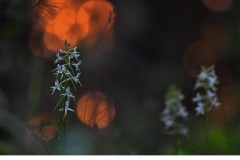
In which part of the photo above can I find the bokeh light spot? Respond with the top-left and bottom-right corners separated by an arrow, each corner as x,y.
25,114 -> 58,145
202,0 -> 233,12
43,8 -> 79,52
76,6 -> 90,40
50,9 -> 76,40
29,0 -> 116,59
31,0 -> 65,21
76,91 -> 115,129
77,0 -> 115,47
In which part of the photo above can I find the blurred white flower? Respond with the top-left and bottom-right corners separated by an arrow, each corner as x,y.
209,76 -> 218,91
60,87 -> 75,100
192,92 -> 201,102
161,85 -> 188,136
198,71 -> 208,80
69,47 -> 80,61
51,79 -> 61,94
72,61 -> 82,71
73,73 -> 81,84
178,107 -> 188,118
192,65 -> 220,115
207,90 -> 215,99
180,127 -> 189,136
161,116 -> 174,127
195,102 -> 205,115
211,97 -> 220,107
53,64 -> 63,77
54,51 -> 63,64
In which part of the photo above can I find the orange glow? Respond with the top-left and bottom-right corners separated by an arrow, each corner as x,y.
43,24 -> 80,52
76,91 -> 115,129
29,0 -> 116,59
26,114 -> 58,142
77,0 -> 115,47
46,9 -> 76,40
76,6 -> 90,40
202,0 -> 233,12
43,31 -> 65,53
183,41 -> 216,77
43,8 -> 79,52
32,0 -> 64,21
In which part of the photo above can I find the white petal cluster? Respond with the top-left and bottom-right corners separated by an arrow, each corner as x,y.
51,40 -> 82,120
193,65 -> 220,115
161,85 -> 189,136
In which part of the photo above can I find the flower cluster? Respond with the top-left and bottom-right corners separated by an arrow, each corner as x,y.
161,85 -> 189,136
51,40 -> 82,120
192,65 -> 220,115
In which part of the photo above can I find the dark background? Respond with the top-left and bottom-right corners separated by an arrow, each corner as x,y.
0,0 -> 240,155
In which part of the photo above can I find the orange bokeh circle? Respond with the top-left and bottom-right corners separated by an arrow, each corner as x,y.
43,8 -> 79,52
202,0 -> 233,12
26,114 -> 58,143
76,91 -> 115,129
76,0 -> 115,46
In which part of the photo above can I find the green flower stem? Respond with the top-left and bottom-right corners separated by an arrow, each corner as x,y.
61,46 -> 69,152
63,77 -> 67,152
51,39 -> 81,153
205,110 -> 209,154
174,133 -> 180,155
63,118 -> 66,153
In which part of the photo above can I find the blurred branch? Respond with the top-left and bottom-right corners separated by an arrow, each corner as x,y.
31,0 -> 63,23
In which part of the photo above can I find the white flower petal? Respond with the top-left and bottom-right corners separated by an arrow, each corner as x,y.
67,108 -> 75,112
195,102 -> 205,115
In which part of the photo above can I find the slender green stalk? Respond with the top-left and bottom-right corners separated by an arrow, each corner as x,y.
62,70 -> 67,152
205,111 -> 209,154
174,133 -> 180,155
50,39 -> 82,153
192,66 -> 220,154
63,118 -> 66,153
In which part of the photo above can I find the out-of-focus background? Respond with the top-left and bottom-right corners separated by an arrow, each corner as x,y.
1,0 -> 240,155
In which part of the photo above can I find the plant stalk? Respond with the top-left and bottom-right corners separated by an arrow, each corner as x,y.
205,111 -> 209,154
174,133 -> 180,155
